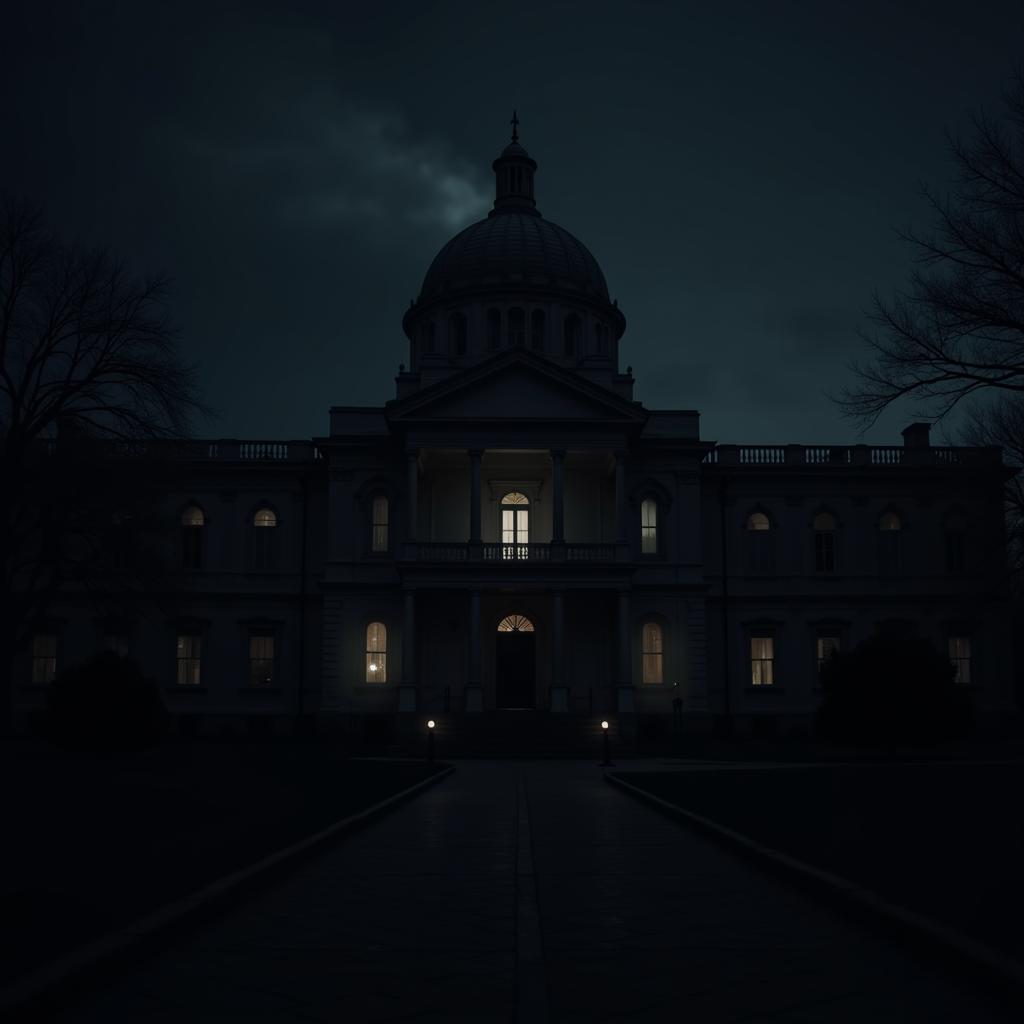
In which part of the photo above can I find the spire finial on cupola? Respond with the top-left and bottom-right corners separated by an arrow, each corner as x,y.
490,111 -> 540,217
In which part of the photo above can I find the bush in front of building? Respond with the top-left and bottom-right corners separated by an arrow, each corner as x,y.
816,630 -> 973,745
45,651 -> 169,751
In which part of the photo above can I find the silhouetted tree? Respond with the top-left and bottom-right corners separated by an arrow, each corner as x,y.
839,70 -> 1024,426
0,199 -> 210,733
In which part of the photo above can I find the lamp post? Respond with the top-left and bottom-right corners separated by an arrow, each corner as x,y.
599,719 -> 614,767
427,719 -> 435,764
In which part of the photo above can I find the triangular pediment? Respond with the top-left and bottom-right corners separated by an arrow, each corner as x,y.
388,353 -> 645,424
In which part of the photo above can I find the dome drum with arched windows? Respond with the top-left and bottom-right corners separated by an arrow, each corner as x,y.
402,118 -> 626,377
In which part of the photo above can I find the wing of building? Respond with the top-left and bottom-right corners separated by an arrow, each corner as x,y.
17,129 -> 1017,743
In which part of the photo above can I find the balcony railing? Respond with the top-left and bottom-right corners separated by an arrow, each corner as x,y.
703,444 -> 998,467
409,542 -> 618,563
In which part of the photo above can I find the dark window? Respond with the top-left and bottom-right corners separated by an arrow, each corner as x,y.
181,506 -> 204,570
509,307 -> 525,347
531,309 -> 545,351
745,512 -> 774,574
423,320 -> 435,355
878,512 -> 901,575
449,312 -> 468,356
564,314 -> 580,357
595,322 -> 609,356
487,309 -> 501,349
813,512 -> 836,573
945,530 -> 966,573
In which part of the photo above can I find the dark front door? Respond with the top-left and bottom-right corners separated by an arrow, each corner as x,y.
495,630 -> 536,709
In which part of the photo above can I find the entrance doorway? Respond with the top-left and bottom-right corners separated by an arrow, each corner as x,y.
495,614 -> 536,708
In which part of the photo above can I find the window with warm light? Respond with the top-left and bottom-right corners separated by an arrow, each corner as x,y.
501,492 -> 529,560
497,614 -> 534,632
372,496 -> 389,552
746,511 -> 773,573
641,622 -> 663,684
176,635 -> 201,685
32,633 -> 57,684
817,635 -> 841,674
750,636 -> 774,686
251,507 -> 277,569
366,622 -> 387,682
181,505 -> 205,570
948,636 -> 971,684
641,498 -> 657,554
249,635 -> 275,686
813,512 -> 836,573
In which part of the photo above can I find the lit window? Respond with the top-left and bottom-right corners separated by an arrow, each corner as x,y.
746,511 -> 773,573
641,498 -> 658,554
878,511 -> 901,575
176,635 -> 201,685
641,622 -> 663,684
252,507 -> 277,569
817,635 -> 841,674
949,637 -> 971,684
249,635 -> 275,686
497,615 -> 534,632
750,636 -> 774,686
372,496 -> 389,552
32,633 -> 57,684
181,505 -> 204,569
813,512 -> 836,573
509,307 -> 525,347
501,492 -> 529,560
531,309 -> 545,351
366,622 -> 387,682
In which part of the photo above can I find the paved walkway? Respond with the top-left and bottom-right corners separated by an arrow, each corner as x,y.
57,760 -> 1015,1022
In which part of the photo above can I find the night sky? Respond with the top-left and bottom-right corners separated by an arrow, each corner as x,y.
4,0 -> 1023,446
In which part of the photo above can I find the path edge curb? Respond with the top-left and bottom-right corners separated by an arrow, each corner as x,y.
604,770 -> 1024,1003
1,762 -> 456,1020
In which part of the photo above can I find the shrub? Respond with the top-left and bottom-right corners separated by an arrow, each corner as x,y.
46,651 -> 168,751
816,629 -> 973,745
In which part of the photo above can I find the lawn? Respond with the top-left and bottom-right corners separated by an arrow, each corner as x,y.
0,738 -> 446,987
615,763 -> 1024,962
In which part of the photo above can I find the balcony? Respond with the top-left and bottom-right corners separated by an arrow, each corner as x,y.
405,542 -> 619,563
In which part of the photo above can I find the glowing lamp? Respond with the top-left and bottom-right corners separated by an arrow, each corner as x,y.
369,662 -> 378,672
601,720 -> 609,730
427,719 -> 435,729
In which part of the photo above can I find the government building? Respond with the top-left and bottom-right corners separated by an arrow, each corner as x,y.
18,129 -> 1017,741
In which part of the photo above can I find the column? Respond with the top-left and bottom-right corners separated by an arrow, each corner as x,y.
468,449 -> 483,546
550,589 -> 567,711
616,589 -> 634,712
614,449 -> 628,546
551,449 -> 566,545
466,589 -> 482,712
399,589 -> 417,712
406,450 -> 419,543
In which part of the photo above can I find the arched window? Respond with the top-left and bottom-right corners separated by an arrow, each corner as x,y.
487,308 -> 502,350
813,511 -> 836,573
501,491 -> 529,560
497,614 -> 534,632
372,496 -> 389,552
641,498 -> 658,554
181,505 -> 205,570
449,312 -> 468,356
365,622 -> 387,682
878,510 -> 901,575
944,511 -> 967,574
641,622 -> 663,684
746,511 -> 773,573
595,322 -> 609,356
509,307 -> 525,347
422,320 -> 435,355
251,507 -> 277,570
531,309 -> 545,351
563,313 -> 581,357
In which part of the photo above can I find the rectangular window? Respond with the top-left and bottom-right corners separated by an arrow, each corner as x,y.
945,532 -> 966,573
641,499 -> 657,554
817,635 -> 841,674
372,496 -> 389,552
104,634 -> 129,658
948,636 -> 971,684
182,527 -> 203,570
750,636 -> 774,686
32,633 -> 57,684
249,635 -> 275,686
641,623 -> 663,684
814,532 -> 835,573
176,634 -> 202,685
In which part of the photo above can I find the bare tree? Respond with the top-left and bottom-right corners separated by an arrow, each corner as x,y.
0,199 -> 211,731
839,70 -> 1024,426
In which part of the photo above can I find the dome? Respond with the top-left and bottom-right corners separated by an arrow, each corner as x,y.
418,213 -> 611,302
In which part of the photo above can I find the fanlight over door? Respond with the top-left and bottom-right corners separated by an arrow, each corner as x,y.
495,614 -> 536,708
501,492 -> 529,560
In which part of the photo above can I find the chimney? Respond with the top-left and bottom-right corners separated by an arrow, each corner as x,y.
901,422 -> 931,448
